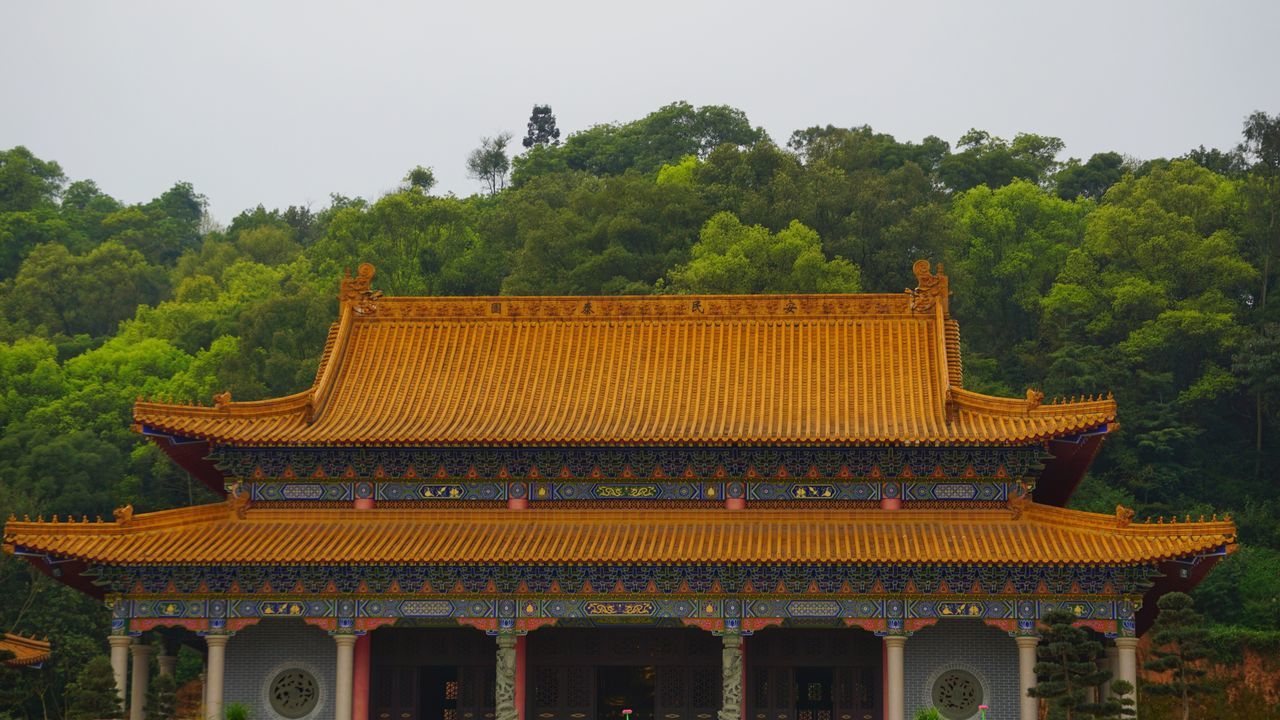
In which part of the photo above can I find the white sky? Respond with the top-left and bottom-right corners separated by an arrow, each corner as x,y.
3,0 -> 1278,222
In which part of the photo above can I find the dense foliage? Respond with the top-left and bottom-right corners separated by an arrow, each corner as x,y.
1,102 -> 1279,717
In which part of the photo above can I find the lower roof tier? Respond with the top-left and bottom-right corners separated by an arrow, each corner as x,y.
0,633 -> 50,667
4,503 -> 1234,567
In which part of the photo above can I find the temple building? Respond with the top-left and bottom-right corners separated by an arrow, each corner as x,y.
4,262 -> 1235,720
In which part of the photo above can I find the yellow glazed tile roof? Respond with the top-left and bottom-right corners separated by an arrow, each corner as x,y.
0,633 -> 50,667
133,264 -> 1116,447
3,504 -> 1233,567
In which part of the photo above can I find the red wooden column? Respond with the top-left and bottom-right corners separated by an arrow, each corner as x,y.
509,484 -> 527,720
515,635 -> 527,720
354,493 -> 375,720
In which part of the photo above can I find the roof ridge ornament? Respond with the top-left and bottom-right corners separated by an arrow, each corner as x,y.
1025,389 -> 1044,411
112,504 -> 134,527
1007,480 -> 1033,519
908,260 -> 950,315
340,263 -> 382,316
226,481 -> 250,520
1115,504 -> 1135,527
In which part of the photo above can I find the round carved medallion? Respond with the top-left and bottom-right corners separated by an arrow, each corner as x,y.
930,668 -> 982,720
269,668 -> 319,719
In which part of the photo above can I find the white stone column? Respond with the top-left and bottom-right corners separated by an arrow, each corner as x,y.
199,671 -> 208,717
883,635 -> 906,720
108,636 -> 133,707
204,635 -> 229,720
335,634 -> 357,720
1114,637 -> 1139,713
1016,635 -> 1039,720
129,642 -> 152,720
158,653 -> 177,677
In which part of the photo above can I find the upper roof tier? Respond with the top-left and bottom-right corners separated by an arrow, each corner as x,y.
134,262 -> 1117,448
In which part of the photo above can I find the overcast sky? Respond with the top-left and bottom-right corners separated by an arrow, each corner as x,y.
3,0 -> 1278,222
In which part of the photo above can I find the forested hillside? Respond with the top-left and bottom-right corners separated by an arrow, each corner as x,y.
1,102 -> 1278,714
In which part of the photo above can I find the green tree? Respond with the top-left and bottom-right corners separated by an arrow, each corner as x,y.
1238,111 -> 1280,309
0,146 -> 65,212
939,130 -> 1065,192
496,171 -> 706,295
65,656 -> 123,720
512,102 -> 766,183
949,180 -> 1089,384
1055,152 -> 1127,200
664,212 -> 860,294
1143,593 -> 1213,720
4,241 -> 169,338
404,166 -> 437,194
786,124 -> 949,174
467,133 -> 513,195
1028,609 -> 1113,720
316,191 -> 497,296
146,673 -> 178,720
1041,160 -> 1254,506
522,105 -> 561,148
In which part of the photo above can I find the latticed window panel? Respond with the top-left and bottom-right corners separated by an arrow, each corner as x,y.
566,666 -> 592,707
533,668 -> 560,709
689,666 -> 718,708
658,666 -> 685,707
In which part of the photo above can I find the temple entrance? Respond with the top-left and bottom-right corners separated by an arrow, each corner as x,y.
371,627 -> 495,720
746,628 -> 880,720
596,665 -> 655,720
528,627 -> 720,720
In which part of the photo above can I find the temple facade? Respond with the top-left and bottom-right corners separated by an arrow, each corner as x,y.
4,262 -> 1235,720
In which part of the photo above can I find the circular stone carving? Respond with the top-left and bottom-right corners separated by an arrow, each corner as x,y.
269,668 -> 319,719
930,668 -> 983,720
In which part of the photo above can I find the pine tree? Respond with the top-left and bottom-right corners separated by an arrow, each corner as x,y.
522,105 -> 561,149
146,674 -> 178,720
66,656 -> 124,720
1143,592 -> 1213,720
1094,680 -> 1136,720
1028,609 -> 1112,720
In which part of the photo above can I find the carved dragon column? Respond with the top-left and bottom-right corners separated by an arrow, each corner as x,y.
718,633 -> 743,720
495,633 -> 519,720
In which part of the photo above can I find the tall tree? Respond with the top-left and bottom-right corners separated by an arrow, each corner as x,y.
1143,592 -> 1213,720
0,146 -> 65,212
404,165 -> 437,194
1028,609 -> 1114,720
1055,152 -> 1127,200
467,133 -> 513,195
939,130 -> 1065,192
65,656 -> 123,720
1238,111 -> 1280,310
522,105 -> 561,148
146,673 -> 178,720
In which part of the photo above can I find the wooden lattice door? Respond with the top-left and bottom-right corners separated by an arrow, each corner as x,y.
528,664 -> 594,720
457,664 -> 496,720
373,666 -> 420,720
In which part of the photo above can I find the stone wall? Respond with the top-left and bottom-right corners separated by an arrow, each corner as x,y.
224,619 -> 337,720
903,620 -> 1019,720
